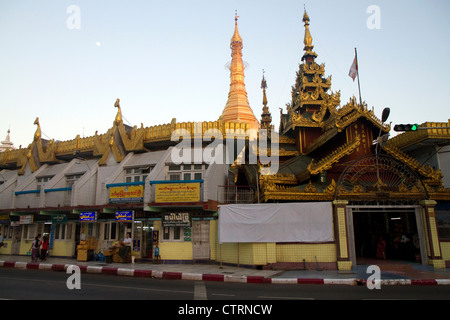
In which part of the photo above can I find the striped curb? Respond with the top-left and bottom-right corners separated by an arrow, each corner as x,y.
1,260 -> 449,285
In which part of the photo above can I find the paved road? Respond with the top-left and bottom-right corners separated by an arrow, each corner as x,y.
2,268 -> 450,301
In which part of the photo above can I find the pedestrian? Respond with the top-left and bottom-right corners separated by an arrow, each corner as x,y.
40,235 -> 49,261
30,234 -> 41,262
122,232 -> 132,263
376,235 -> 386,260
154,244 -> 160,264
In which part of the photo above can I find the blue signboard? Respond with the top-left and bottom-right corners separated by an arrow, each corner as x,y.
80,211 -> 97,222
115,210 -> 133,221
49,225 -> 55,250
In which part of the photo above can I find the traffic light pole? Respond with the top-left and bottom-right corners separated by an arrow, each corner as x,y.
415,126 -> 450,130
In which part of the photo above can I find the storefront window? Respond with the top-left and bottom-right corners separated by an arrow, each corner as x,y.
23,224 -> 41,240
162,226 -> 182,241
102,222 -> 118,241
54,224 -> 73,240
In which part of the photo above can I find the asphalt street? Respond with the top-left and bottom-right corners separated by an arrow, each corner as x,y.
2,267 -> 450,301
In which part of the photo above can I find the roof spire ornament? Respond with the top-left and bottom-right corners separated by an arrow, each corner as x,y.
114,98 -> 123,125
301,7 -> 317,61
260,69 -> 273,130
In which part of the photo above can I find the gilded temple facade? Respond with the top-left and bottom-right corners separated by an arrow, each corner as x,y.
228,10 -> 450,270
1,11 -> 450,270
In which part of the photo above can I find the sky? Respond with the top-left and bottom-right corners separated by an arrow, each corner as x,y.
1,0 -> 449,148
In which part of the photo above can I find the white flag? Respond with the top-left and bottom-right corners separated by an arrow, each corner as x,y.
348,56 -> 358,81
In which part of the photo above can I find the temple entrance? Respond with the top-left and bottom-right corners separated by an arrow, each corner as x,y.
336,154 -> 430,266
351,207 -> 421,264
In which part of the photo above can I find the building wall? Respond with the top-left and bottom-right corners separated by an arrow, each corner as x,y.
153,220 -> 193,262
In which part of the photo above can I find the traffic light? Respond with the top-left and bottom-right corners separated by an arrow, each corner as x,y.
393,124 -> 419,132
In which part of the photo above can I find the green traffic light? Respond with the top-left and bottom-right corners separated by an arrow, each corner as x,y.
411,124 -> 418,131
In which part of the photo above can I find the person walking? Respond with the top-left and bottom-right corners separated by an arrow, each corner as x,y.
154,245 -> 160,264
30,234 -> 41,262
40,235 -> 49,261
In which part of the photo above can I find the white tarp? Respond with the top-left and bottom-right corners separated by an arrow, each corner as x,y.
218,202 -> 334,243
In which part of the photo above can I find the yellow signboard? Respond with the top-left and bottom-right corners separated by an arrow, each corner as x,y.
155,183 -> 200,203
109,185 -> 144,203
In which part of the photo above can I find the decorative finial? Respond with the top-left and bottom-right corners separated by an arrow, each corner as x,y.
235,10 -> 239,22
261,69 -> 267,90
302,7 -> 314,55
114,98 -> 122,125
303,5 -> 310,23
261,69 -> 268,109
260,69 -> 272,130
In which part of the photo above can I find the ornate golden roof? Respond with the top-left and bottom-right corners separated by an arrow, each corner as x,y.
0,99 -> 253,173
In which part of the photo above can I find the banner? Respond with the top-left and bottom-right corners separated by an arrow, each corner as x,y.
109,185 -> 143,203
155,182 -> 200,203
20,215 -> 33,225
218,202 -> 333,243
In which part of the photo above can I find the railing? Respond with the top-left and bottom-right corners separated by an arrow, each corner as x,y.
217,185 -> 255,204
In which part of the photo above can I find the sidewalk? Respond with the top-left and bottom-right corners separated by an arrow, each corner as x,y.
1,255 -> 450,285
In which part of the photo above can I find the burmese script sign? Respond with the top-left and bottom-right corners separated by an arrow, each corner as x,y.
115,210 -> 133,222
80,211 -> 97,222
162,212 -> 191,227
109,185 -> 144,203
155,182 -> 200,203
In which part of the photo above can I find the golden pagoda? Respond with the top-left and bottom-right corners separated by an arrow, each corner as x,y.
220,13 -> 259,129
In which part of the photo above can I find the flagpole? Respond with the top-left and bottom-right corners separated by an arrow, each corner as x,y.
355,47 -> 363,106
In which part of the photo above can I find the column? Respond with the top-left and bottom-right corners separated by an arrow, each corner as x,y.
420,200 -> 445,269
333,200 -> 352,270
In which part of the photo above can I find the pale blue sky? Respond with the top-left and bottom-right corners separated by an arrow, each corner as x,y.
1,0 -> 449,148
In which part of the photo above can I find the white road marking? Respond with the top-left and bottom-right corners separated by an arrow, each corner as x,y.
194,282 -> 208,300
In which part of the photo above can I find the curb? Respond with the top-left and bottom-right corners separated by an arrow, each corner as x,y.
1,260 -> 449,286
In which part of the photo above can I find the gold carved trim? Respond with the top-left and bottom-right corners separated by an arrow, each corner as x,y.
307,136 -> 360,175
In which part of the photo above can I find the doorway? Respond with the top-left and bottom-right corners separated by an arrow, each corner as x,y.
192,220 -> 210,261
11,226 -> 22,255
348,206 -> 427,265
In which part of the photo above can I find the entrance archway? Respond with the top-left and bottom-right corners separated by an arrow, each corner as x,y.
335,154 -> 429,265
335,154 -> 428,202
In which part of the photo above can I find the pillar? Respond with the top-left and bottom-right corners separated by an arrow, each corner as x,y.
333,200 -> 352,270
420,200 -> 445,269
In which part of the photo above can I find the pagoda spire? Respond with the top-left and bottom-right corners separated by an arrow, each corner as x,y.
301,8 -> 318,62
260,70 -> 273,130
221,12 -> 259,129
